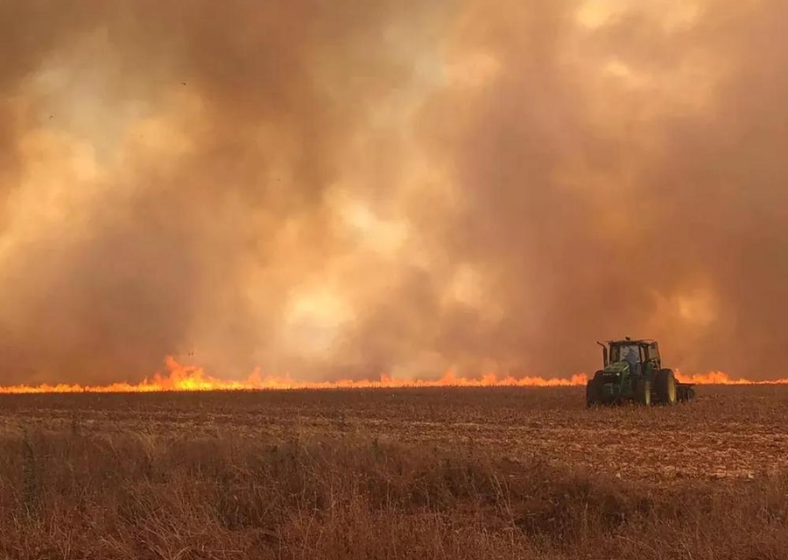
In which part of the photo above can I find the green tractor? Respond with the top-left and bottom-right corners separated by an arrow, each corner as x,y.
586,338 -> 695,406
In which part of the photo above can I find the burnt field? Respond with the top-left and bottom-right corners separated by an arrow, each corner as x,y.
1,386 -> 788,559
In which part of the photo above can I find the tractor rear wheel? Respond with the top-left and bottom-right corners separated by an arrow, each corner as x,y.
655,369 -> 678,405
635,379 -> 651,406
586,371 -> 604,407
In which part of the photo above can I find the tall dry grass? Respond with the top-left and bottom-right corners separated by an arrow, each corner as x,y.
0,428 -> 786,560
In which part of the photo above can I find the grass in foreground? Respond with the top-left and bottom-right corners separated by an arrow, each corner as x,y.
0,428 -> 786,560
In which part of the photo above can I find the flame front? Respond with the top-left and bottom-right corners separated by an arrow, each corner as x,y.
0,357 -> 590,394
0,358 -> 786,394
675,371 -> 788,385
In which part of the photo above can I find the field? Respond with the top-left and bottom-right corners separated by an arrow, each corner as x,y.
1,386 -> 787,559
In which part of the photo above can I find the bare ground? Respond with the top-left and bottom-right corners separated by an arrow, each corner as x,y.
2,385 -> 787,481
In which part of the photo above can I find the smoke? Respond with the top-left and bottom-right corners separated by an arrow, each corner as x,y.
0,0 -> 785,384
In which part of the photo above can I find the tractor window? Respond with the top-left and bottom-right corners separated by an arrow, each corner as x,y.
611,345 -> 640,363
647,343 -> 659,362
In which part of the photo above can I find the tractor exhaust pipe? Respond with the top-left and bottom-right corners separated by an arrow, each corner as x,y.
596,341 -> 609,367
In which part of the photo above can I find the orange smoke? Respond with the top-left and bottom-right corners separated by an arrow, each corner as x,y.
1,359 -> 786,394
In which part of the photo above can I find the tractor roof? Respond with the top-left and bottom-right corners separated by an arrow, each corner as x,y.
607,338 -> 656,345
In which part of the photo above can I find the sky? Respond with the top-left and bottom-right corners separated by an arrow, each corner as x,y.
0,0 -> 786,384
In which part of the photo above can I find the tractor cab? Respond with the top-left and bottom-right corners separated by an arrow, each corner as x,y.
588,337 -> 695,406
603,338 -> 661,373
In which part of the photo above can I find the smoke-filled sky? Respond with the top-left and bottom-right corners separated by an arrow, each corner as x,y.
1,0 -> 786,385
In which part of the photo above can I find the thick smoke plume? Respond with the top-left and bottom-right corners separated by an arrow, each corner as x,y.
0,0 -> 786,385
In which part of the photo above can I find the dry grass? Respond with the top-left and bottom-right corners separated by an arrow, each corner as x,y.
1,387 -> 787,559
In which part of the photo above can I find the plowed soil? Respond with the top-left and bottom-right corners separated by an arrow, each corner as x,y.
2,385 -> 786,482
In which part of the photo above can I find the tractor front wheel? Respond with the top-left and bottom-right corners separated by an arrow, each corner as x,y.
586,371 -> 604,407
635,379 -> 652,406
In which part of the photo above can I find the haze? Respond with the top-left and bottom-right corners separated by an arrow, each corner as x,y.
1,0 -> 786,385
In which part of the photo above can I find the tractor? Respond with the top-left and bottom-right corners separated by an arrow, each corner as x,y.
586,338 -> 695,406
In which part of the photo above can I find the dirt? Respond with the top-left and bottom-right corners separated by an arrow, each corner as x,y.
1,385 -> 786,482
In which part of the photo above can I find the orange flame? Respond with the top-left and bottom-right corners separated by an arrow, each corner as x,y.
675,370 -> 788,385
0,357 -> 588,394
0,359 -> 786,394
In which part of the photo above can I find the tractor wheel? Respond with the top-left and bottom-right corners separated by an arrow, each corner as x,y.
655,369 -> 678,405
635,379 -> 652,406
586,371 -> 604,407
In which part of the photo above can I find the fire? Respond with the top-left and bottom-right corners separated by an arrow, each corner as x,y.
0,357 -> 588,394
0,359 -> 786,394
675,370 -> 788,385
